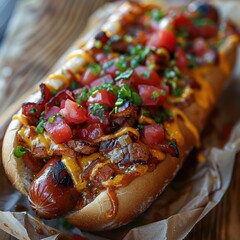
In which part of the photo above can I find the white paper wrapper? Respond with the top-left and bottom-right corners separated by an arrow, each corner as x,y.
0,1 -> 240,239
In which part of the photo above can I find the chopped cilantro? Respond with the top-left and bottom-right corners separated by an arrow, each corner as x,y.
115,69 -> 133,81
147,63 -> 155,70
130,56 -> 141,68
88,62 -> 101,76
118,85 -> 132,99
137,124 -> 144,130
173,86 -> 181,97
132,92 -> 142,106
151,9 -> 164,21
116,59 -> 128,72
14,146 -> 27,158
89,103 -> 105,118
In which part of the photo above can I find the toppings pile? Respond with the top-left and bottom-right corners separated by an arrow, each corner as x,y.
14,2 -> 239,218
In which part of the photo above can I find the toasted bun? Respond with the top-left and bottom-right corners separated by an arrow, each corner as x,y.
2,1 -> 239,232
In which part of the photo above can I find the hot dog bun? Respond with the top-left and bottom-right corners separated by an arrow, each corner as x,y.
2,1 -> 239,232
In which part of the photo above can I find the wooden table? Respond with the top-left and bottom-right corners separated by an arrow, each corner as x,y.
0,0 -> 239,239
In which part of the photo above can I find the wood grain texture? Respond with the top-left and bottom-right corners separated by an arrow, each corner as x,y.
0,0 -> 239,239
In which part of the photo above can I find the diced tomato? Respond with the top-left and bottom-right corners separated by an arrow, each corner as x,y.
175,47 -> 188,69
75,123 -> 104,141
87,108 -> 110,128
193,23 -> 218,39
87,89 -> 117,108
172,13 -> 192,29
81,68 -> 99,86
90,74 -> 113,87
44,117 -> 72,144
187,3 -> 219,23
138,84 -> 168,106
59,99 -> 87,124
132,66 -> 162,87
44,106 -> 60,120
147,29 -> 176,52
143,124 -> 165,146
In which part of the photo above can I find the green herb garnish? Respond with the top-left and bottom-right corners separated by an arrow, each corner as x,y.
88,62 -> 101,76
36,119 -> 45,134
14,146 -> 27,158
89,103 -> 105,118
115,69 -> 133,81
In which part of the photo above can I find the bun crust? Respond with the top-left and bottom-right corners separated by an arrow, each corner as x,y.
2,1 -> 239,232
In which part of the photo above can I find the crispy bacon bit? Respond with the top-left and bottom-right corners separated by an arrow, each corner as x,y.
45,89 -> 74,110
22,84 -> 52,125
158,140 -> 179,158
94,31 -> 109,46
67,140 -> 99,155
91,165 -> 115,188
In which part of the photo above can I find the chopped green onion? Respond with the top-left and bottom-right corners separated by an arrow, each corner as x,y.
151,9 -> 164,21
115,98 -> 124,107
89,103 -> 105,118
36,120 -> 45,134
95,40 -> 102,49
14,146 -> 27,158
132,92 -> 142,106
118,85 -> 132,99
115,69 -> 133,81
88,62 -> 101,76
116,59 -> 128,72
147,64 -> 155,70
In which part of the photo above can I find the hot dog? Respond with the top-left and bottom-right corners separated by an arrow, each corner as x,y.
2,1 -> 239,232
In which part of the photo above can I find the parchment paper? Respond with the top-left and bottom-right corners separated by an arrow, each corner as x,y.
0,1 -> 240,239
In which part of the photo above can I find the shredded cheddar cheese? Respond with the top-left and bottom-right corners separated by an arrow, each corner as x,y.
62,155 -> 87,191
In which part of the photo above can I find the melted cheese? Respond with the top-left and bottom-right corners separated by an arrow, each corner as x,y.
168,85 -> 193,104
164,106 -> 200,147
193,72 -> 215,110
18,126 -> 54,154
94,127 -> 140,143
138,115 -> 156,124
12,114 -> 28,125
67,49 -> 94,63
62,155 -> 87,192
47,73 -> 69,87
102,165 -> 148,188
149,149 -> 166,161
78,153 -> 100,168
